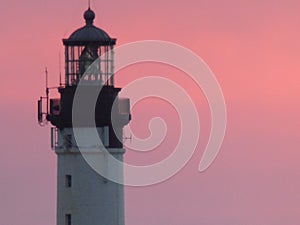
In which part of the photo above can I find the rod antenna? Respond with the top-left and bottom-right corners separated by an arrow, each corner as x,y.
59,52 -> 62,86
45,67 -> 49,115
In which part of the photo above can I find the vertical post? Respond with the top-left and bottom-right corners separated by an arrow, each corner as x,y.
65,46 -> 69,85
59,52 -> 62,86
45,68 -> 49,115
110,45 -> 115,86
71,47 -> 75,85
38,98 -> 43,123
51,127 -> 57,149
77,46 -> 81,82
99,46 -> 102,85
106,46 -> 109,85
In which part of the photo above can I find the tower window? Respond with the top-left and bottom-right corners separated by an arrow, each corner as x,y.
66,175 -> 72,188
65,214 -> 72,225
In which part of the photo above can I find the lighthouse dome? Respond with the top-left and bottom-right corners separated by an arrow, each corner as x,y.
65,8 -> 113,44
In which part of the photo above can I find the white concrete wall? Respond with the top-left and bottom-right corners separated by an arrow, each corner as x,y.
55,128 -> 125,225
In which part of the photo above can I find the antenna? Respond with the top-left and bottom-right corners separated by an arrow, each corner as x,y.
59,52 -> 62,86
38,68 -> 50,127
88,0 -> 91,8
45,67 -> 48,90
45,67 -> 49,115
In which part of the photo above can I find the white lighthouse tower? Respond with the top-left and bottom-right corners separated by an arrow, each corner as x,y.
38,7 -> 131,225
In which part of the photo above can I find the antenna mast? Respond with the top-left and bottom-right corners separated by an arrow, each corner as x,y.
45,67 -> 49,115
59,52 -> 62,86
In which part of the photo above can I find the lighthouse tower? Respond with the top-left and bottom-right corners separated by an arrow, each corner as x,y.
38,7 -> 130,225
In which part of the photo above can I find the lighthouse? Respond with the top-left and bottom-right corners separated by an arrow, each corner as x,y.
38,7 -> 131,225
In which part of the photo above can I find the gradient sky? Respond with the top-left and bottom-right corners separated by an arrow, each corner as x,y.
1,0 -> 300,224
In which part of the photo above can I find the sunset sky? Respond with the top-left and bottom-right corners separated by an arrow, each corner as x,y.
1,0 -> 300,224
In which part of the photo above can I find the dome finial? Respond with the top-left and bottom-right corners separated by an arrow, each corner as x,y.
84,6 -> 95,25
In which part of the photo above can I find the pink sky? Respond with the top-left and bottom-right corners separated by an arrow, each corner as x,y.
1,0 -> 300,224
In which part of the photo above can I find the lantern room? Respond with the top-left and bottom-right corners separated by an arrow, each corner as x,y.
38,7 -> 130,132
63,8 -> 116,86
